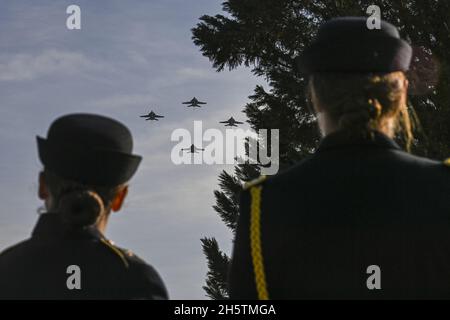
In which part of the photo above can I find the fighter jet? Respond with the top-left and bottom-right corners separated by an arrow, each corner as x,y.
182,144 -> 205,153
219,117 -> 244,127
140,111 -> 164,121
182,97 -> 207,108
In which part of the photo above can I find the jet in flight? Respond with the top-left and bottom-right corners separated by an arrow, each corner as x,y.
140,111 -> 164,121
182,97 -> 207,108
219,117 -> 244,127
182,144 -> 205,153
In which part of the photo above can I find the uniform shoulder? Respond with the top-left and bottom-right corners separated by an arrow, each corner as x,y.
444,157 -> 450,168
392,151 -> 450,173
123,249 -> 169,300
243,175 -> 268,190
0,239 -> 31,260
99,239 -> 168,299
113,245 -> 150,269
242,157 -> 314,193
98,238 -> 133,268
441,157 -> 450,177
99,238 -> 158,271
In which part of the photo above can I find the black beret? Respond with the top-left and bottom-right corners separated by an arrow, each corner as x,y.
299,17 -> 413,73
37,114 -> 142,186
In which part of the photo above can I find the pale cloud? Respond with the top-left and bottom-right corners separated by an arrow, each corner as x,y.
0,49 -> 105,81
91,93 -> 159,110
175,67 -> 216,80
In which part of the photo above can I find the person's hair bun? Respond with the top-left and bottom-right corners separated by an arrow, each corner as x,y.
58,190 -> 104,228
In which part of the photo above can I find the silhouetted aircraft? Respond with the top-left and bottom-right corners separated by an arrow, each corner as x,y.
182,144 -> 205,153
220,117 -> 244,127
182,97 -> 207,108
140,111 -> 164,121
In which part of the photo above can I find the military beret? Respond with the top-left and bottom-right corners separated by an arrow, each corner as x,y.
37,113 -> 142,186
298,17 -> 413,74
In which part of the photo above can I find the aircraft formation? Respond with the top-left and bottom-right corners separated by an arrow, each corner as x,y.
181,144 -> 205,154
182,97 -> 207,108
141,97 -> 245,154
140,111 -> 164,121
141,97 -> 207,122
140,98 -> 244,126
219,117 -> 243,127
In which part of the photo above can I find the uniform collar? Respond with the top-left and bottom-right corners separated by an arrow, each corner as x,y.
316,130 -> 401,153
32,212 -> 104,240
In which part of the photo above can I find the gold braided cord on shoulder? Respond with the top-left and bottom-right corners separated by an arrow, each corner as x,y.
244,175 -> 267,190
249,186 -> 269,300
100,238 -> 130,269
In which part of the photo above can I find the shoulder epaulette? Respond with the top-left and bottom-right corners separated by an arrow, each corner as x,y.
0,241 -> 28,257
0,246 -> 16,257
243,175 -> 267,190
444,158 -> 450,167
100,238 -> 130,268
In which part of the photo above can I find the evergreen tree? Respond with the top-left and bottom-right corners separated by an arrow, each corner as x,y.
193,0 -> 450,299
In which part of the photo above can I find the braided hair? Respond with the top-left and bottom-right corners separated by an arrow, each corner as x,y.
308,71 -> 414,150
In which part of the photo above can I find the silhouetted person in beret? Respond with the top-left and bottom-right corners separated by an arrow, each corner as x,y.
229,17 -> 450,299
0,114 -> 168,300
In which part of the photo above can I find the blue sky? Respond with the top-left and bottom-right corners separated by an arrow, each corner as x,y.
0,0 -> 265,299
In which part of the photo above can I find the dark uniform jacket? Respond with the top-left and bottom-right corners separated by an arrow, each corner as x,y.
229,131 -> 450,299
0,213 -> 168,300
